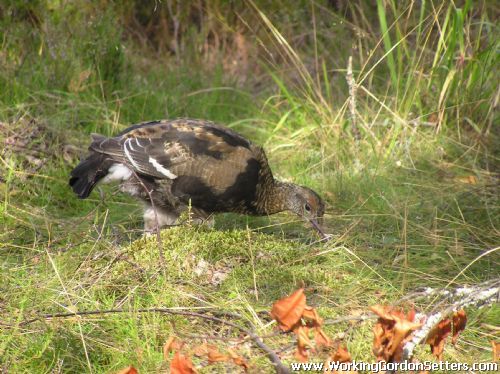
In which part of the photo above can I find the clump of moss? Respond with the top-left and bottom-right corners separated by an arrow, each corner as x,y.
132,225 -> 301,259
87,226 -> 305,305
109,226 -> 303,288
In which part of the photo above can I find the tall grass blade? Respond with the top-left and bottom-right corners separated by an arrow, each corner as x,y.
377,0 -> 398,88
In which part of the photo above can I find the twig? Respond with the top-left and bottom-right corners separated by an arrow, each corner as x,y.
175,331 -> 243,342
324,313 -> 376,325
9,307 -> 290,374
166,0 -> 181,60
346,56 -> 361,142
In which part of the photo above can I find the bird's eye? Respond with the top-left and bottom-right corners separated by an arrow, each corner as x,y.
304,203 -> 311,212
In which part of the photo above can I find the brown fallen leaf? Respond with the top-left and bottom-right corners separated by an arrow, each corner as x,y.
272,288 -> 334,361
68,69 -> 91,93
302,304 -> 332,349
270,288 -> 306,332
170,351 -> 197,374
492,341 -> 500,362
302,305 -> 323,327
426,318 -> 452,361
451,310 -> 467,345
372,322 -> 388,360
330,345 -> 357,374
407,308 -> 416,322
370,305 -> 422,362
192,343 -> 209,357
391,319 -> 422,361
227,348 -> 250,370
454,175 -> 477,185
115,366 -> 138,374
370,304 -> 414,322
294,325 -> 313,362
331,344 -> 352,362
314,327 -> 332,349
163,336 -> 183,359
207,345 -> 229,363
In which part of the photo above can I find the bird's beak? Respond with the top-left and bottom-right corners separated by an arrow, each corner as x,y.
309,218 -> 329,240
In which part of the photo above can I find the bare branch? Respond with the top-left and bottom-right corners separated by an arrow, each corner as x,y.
402,279 -> 500,361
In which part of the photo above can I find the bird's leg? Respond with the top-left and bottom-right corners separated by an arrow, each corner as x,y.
143,204 -> 179,232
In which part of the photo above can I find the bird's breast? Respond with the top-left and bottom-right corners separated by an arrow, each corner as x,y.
169,155 -> 262,214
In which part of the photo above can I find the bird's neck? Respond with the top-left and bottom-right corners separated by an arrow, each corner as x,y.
250,145 -> 294,215
259,180 -> 294,215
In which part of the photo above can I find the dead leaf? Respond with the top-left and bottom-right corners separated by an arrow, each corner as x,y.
330,345 -> 358,374
370,305 -> 422,362
302,305 -> 323,327
192,343 -> 209,357
69,69 -> 91,93
207,345 -> 229,363
270,288 -> 306,331
271,289 -> 333,360
170,351 -> 197,374
491,341 -> 500,362
425,311 -> 466,361
370,304 -> 414,322
115,366 -> 138,374
428,113 -> 439,124
193,259 -> 209,277
227,348 -> 250,370
314,327 -> 332,349
163,336 -> 183,359
211,265 -> 231,285
331,344 -> 352,363
426,318 -> 452,361
294,325 -> 312,362
454,175 -> 477,185
451,310 -> 467,345
407,308 -> 416,322
372,322 -> 387,360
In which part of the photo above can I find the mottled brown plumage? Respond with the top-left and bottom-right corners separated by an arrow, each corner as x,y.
69,119 -> 325,235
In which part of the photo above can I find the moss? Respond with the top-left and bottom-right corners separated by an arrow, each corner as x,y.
107,226 -> 308,296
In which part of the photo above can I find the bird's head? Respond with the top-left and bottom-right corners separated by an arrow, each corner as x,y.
285,184 -> 327,238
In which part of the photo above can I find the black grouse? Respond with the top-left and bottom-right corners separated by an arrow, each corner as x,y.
69,119 -> 325,235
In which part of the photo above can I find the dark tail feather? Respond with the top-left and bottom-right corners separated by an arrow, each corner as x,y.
69,152 -> 112,199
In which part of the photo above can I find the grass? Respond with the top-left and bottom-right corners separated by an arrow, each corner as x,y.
1,1 -> 499,372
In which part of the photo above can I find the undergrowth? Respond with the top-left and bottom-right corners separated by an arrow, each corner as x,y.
0,0 -> 498,372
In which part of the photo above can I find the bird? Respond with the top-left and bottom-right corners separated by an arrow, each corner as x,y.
69,119 -> 326,237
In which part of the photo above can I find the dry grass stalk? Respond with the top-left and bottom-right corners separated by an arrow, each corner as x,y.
346,56 -> 361,142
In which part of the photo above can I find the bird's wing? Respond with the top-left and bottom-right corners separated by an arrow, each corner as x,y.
88,120 -> 255,184
89,134 -> 190,179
